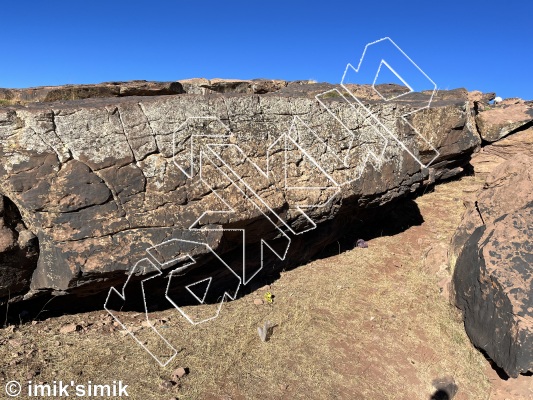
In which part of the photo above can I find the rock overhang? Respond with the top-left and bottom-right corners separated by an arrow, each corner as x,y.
0,80 -> 482,307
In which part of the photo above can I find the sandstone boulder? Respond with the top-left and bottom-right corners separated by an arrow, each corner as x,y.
476,102 -> 533,142
470,127 -> 533,178
453,200 -> 533,377
449,154 -> 533,270
452,155 -> 533,377
467,90 -> 496,105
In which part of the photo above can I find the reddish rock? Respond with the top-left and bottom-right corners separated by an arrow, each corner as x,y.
454,202 -> 533,377
449,154 -> 533,269
476,102 -> 533,142
470,127 -> 533,178
452,155 -> 533,377
467,90 -> 496,105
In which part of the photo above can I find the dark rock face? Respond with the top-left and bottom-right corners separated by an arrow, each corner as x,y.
0,79 -> 295,104
0,82 -> 481,307
0,196 -> 39,301
470,127 -> 533,179
454,202 -> 533,377
452,155 -> 533,377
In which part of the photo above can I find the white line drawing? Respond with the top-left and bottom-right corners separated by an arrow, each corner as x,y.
159,239 -> 241,325
339,37 -> 440,169
105,36 -> 440,365
314,89 -> 388,183
373,60 -> 413,99
104,258 -> 179,367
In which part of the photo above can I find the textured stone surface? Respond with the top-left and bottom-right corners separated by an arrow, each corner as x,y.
449,154 -> 533,270
177,78 -> 290,95
452,155 -> 533,377
0,82 -> 481,304
0,196 -> 39,300
476,102 -> 533,142
0,80 -> 186,104
0,79 -> 295,104
470,127 -> 533,178
454,201 -> 533,377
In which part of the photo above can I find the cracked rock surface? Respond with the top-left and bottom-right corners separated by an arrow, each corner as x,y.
0,82 -> 481,304
452,154 -> 533,377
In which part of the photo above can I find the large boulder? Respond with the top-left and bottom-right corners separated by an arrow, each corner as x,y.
452,155 -> 533,377
0,82 -> 481,307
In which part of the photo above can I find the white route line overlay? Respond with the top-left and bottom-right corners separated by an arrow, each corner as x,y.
104,36 -> 440,366
339,36 -> 440,169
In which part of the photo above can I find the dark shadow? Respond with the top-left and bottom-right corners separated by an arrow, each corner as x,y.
316,196 -> 424,259
479,348 -> 510,380
462,162 -> 475,177
429,390 -> 450,400
2,192 -> 426,323
430,377 -> 458,400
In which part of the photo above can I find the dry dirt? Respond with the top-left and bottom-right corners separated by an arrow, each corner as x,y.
0,174 -> 532,399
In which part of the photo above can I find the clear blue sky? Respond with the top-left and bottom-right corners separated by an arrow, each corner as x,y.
2,0 -> 532,99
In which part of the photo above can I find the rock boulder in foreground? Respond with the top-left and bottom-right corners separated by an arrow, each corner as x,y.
452,155 -> 533,377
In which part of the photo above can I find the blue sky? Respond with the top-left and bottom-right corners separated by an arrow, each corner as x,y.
2,0 -> 532,99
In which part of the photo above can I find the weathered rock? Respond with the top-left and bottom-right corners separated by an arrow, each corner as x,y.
0,81 -> 186,104
177,78 -> 289,95
470,127 -> 533,178
452,155 -> 533,377
468,90 -> 496,105
0,79 -> 295,105
0,82 -> 481,307
499,97 -> 525,106
172,367 -> 187,379
449,154 -> 533,270
453,201 -> 533,377
59,323 -> 81,334
476,102 -> 533,142
0,196 -> 39,301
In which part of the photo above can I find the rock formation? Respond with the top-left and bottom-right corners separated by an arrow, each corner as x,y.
451,116 -> 533,377
452,155 -> 533,377
0,80 -> 480,310
476,100 -> 533,142
2,78 -> 532,377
